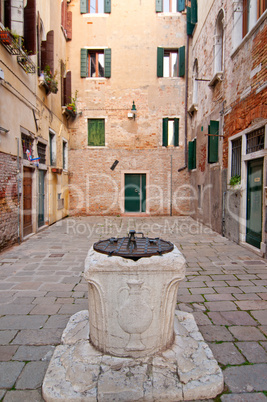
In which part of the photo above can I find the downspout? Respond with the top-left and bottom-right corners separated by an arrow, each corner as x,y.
178,34 -> 189,172
170,155 -> 173,216
17,138 -> 21,244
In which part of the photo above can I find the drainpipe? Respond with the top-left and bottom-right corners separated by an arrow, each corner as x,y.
17,138 -> 21,244
178,34 -> 189,172
170,155 -> 173,216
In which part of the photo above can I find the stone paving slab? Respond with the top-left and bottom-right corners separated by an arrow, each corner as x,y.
0,216 -> 266,401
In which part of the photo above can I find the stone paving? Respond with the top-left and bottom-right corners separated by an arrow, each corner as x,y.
0,216 -> 266,401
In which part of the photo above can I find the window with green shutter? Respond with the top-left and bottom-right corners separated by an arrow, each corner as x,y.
191,0 -> 198,24
88,119 -> 105,146
80,48 -> 111,78
157,47 -> 184,78
156,0 -> 163,12
208,120 -> 219,163
188,138 -> 196,170
178,46 -> 185,77
162,118 -> 179,147
80,0 -> 111,14
178,0 -> 185,12
187,7 -> 195,35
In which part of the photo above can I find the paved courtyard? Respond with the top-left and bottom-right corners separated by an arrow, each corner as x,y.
0,216 -> 266,401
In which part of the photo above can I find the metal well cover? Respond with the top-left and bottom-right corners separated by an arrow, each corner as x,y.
93,230 -> 174,260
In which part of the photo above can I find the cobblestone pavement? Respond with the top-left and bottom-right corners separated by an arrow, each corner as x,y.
0,216 -> 266,401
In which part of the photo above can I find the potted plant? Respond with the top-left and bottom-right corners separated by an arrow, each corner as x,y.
41,65 -> 58,94
0,29 -> 13,45
229,174 -> 241,188
65,90 -> 78,117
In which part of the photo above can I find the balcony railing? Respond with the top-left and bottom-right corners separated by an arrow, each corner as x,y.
0,23 -> 36,74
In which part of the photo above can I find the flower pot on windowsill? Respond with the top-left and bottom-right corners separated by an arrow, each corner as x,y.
0,30 -> 13,45
65,106 -> 77,118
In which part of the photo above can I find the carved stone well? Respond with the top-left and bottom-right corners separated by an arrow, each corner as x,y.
84,234 -> 185,358
42,232 -> 224,401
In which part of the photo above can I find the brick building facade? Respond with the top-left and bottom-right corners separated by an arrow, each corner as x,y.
67,0 -> 190,217
188,0 -> 267,256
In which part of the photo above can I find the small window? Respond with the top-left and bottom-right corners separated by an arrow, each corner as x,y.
49,132 -> 56,166
89,51 -> 104,77
243,0 -> 267,37
157,47 -> 185,77
63,140 -> 68,170
162,118 -> 179,147
81,48 -> 111,78
164,50 -> 178,77
246,127 -> 265,154
163,0 -> 178,12
22,134 -> 34,160
37,142 -> 46,165
88,119 -> 105,146
231,137 -> 241,177
80,0 -> 111,14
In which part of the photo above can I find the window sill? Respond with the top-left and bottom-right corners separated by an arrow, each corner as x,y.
208,72 -> 223,87
85,77 -> 106,80
157,12 -> 182,16
87,146 -> 106,148
231,9 -> 267,58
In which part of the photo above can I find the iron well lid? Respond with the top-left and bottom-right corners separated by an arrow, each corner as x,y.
93,230 -> 174,260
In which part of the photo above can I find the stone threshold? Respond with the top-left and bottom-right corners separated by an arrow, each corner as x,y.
42,310 -> 223,401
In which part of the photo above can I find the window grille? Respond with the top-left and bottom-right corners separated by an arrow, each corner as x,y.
231,137 -> 242,177
21,134 -> 34,160
246,127 -> 265,154
37,142 -> 46,164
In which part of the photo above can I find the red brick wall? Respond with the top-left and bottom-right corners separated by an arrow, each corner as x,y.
223,23 -> 267,168
0,152 -> 18,251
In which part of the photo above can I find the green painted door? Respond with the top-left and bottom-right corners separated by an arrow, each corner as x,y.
38,170 -> 45,228
125,174 -> 146,213
246,159 -> 263,249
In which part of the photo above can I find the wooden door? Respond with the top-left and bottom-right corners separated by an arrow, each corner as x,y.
23,167 -> 33,236
38,170 -> 45,228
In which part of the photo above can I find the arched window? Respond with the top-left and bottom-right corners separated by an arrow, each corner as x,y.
214,10 -> 224,75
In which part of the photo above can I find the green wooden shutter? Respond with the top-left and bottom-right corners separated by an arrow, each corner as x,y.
80,0 -> 88,14
192,138 -> 196,169
162,118 -> 168,147
178,46 -> 185,77
88,119 -> 105,146
157,47 -> 164,77
104,0 -> 111,13
191,0 -> 198,23
188,141 -> 194,170
104,48 -> 111,78
174,118 -> 179,147
80,48 -> 88,77
187,7 -> 195,35
156,0 -> 163,12
177,0 -> 185,12
208,120 -> 219,163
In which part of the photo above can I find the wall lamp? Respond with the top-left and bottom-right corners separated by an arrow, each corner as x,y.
128,101 -> 137,120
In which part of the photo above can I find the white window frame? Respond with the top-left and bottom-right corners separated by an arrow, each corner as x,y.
62,139 -> 68,170
49,129 -> 57,167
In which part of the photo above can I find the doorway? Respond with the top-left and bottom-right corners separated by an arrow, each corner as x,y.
125,174 -> 146,213
38,170 -> 45,228
23,167 -> 33,236
246,158 -> 263,249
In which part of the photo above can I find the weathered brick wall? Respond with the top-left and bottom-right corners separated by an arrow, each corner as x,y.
69,148 -> 190,216
0,152 -> 18,251
223,21 -> 267,167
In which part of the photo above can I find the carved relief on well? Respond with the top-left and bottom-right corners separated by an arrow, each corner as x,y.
117,280 -> 153,351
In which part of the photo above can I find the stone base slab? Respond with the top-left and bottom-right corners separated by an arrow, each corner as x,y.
42,310 -> 224,401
